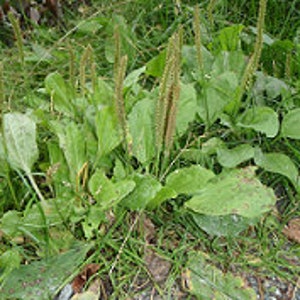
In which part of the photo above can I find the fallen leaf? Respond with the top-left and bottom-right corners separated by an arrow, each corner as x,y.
144,248 -> 171,283
282,218 -> 300,244
71,278 -> 101,300
72,264 -> 100,293
143,216 -> 156,244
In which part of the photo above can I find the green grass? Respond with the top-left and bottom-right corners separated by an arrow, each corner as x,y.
0,0 -> 300,299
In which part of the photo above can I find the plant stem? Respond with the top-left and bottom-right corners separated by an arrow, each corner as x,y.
27,172 -> 46,205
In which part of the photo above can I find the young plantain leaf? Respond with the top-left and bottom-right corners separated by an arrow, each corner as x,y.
3,113 -> 38,174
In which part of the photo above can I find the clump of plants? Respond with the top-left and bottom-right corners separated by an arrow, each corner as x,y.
0,0 -> 299,298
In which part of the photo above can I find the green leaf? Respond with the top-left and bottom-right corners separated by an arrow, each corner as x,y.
217,144 -> 254,168
92,78 -> 114,106
105,15 -> 136,63
45,72 -> 75,115
95,105 -> 122,158
198,72 -> 238,125
124,66 -> 146,88
237,106 -> 279,137
0,210 -> 21,237
191,213 -> 259,237
185,167 -> 276,218
47,141 -> 72,198
182,45 -> 213,78
146,186 -> 177,210
281,108 -> 300,139
0,134 -> 10,176
0,249 -> 22,278
211,51 -> 246,78
145,49 -> 166,77
82,206 -> 105,239
128,98 -> 155,164
88,169 -> 135,210
201,137 -> 225,155
121,173 -> 162,210
77,19 -> 103,34
176,83 -> 198,136
254,149 -> 299,188
216,25 -> 244,51
3,113 -> 38,174
0,243 -> 92,300
186,251 -> 256,299
166,165 -> 215,195
52,121 -> 86,184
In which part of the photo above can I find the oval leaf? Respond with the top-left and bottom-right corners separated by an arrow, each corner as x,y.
237,106 -> 279,137
45,72 -> 75,115
121,173 -> 161,210
128,98 -> 155,164
176,83 -> 198,136
96,106 -> 122,158
281,108 -> 300,139
185,167 -> 276,218
217,144 -> 254,168
166,165 -> 215,195
254,149 -> 299,188
3,113 -> 38,174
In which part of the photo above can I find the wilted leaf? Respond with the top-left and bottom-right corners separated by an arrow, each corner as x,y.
217,144 -> 254,168
281,108 -> 300,139
185,167 -> 276,218
0,243 -> 92,300
3,113 -> 38,174
71,279 -> 101,300
254,149 -> 299,188
144,249 -> 171,283
72,264 -> 100,293
282,218 -> 300,244
166,165 -> 215,195
237,106 -> 279,137
185,251 -> 256,299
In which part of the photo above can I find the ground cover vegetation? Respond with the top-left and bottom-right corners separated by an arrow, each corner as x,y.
0,0 -> 299,299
